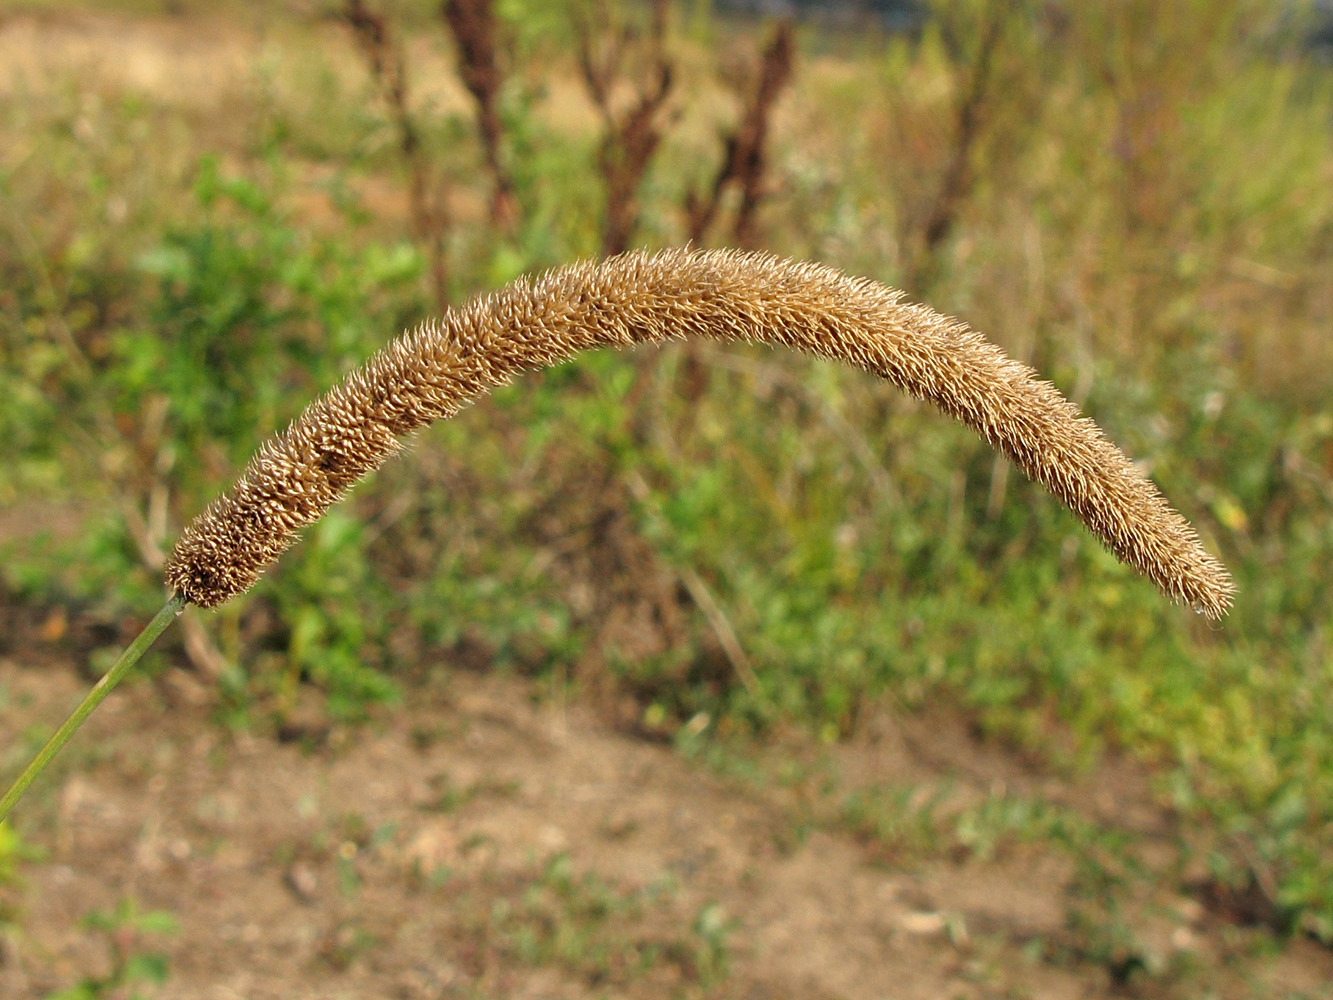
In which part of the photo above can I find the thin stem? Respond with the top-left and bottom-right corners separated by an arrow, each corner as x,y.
0,592 -> 187,823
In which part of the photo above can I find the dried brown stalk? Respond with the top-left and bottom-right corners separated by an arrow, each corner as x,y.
343,0 -> 451,312
686,20 -> 796,247
909,0 -> 1007,292
165,248 -> 1234,619
576,0 -> 676,255
441,0 -> 518,229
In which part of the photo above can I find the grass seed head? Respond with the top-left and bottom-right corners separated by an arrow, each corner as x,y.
164,247 -> 1234,617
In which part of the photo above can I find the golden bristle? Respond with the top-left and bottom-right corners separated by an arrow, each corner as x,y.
164,248 -> 1234,617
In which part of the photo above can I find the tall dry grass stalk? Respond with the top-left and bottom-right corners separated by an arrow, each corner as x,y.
164,247 -> 1234,618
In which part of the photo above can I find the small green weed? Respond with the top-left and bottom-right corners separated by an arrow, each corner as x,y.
43,897 -> 178,1000
0,821 -> 41,936
478,852 -> 733,991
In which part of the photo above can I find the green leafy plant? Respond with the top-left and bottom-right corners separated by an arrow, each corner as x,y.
43,897 -> 178,1000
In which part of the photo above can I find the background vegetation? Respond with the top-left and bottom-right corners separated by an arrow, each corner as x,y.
1,0 -> 1331,995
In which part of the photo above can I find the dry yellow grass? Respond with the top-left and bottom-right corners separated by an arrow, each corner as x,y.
165,248 -> 1234,617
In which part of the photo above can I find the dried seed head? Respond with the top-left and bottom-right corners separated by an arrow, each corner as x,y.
164,248 -> 1234,617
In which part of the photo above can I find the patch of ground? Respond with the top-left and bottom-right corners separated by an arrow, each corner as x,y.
1,622 -> 1329,1000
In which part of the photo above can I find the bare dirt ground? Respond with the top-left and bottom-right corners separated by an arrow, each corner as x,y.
2,598 -> 1331,1000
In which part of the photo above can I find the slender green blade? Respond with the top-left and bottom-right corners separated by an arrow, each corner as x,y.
0,592 -> 186,823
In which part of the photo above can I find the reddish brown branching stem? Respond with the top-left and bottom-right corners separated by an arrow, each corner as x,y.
343,0 -> 451,312
441,0 -> 518,230
576,0 -> 676,255
910,1 -> 1007,291
687,20 -> 796,247
165,248 -> 1234,619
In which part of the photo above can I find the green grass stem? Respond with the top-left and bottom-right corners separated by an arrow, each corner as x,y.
0,592 -> 187,823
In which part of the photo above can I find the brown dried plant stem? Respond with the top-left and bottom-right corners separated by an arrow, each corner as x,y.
442,0 -> 518,229
166,247 -> 1233,619
344,0 -> 451,313
909,0 -> 1007,292
577,0 -> 676,255
686,20 -> 796,247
